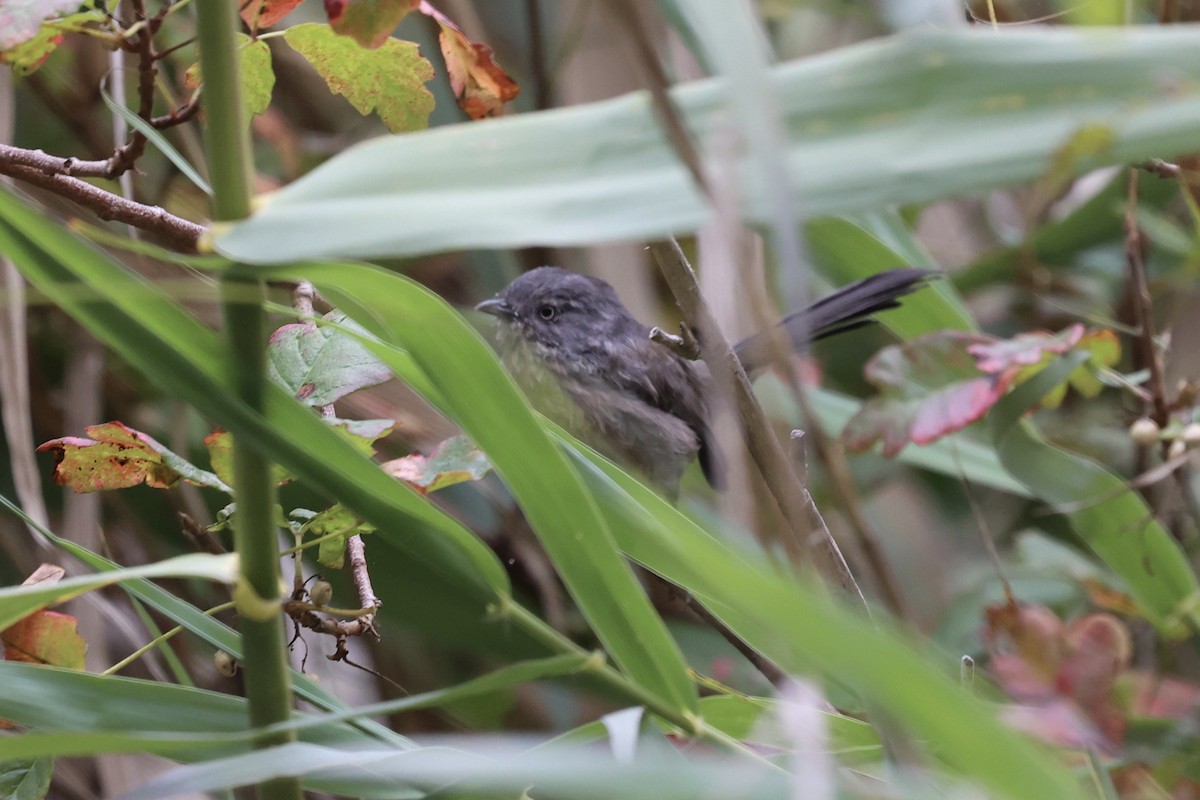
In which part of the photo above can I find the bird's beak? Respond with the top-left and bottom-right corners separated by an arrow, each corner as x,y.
475,297 -> 516,320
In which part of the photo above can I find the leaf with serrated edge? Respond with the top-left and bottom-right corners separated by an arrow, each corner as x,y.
285,22 -> 433,133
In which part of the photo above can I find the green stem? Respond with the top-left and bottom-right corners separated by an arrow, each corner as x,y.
195,3 -> 300,799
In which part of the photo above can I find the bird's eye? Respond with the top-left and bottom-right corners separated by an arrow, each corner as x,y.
537,304 -> 556,320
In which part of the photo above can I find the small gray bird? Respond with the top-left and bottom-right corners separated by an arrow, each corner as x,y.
476,266 -> 929,496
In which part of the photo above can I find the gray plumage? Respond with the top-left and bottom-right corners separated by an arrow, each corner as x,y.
477,266 -> 929,496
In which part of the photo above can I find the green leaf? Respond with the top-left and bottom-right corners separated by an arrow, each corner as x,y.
0,757 -> 52,800
0,663 -> 395,762
241,38 -> 275,117
806,212 -> 975,337
991,354 -> 1200,630
306,503 -> 375,569
0,553 -> 237,631
259,261 -> 699,718
0,186 -> 509,604
806,387 -> 1029,497
0,493 -> 413,749
267,311 -> 393,406
219,26 -> 1200,263
100,87 -> 213,196
0,654 -> 586,761
284,22 -> 434,133
38,420 -> 231,494
184,33 -> 277,124
384,434 -> 492,493
551,430 -> 1085,800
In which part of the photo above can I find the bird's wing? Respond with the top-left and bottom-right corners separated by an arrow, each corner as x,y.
600,332 -> 725,490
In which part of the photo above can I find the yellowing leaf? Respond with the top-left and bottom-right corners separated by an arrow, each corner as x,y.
185,34 -> 276,120
285,22 -> 434,133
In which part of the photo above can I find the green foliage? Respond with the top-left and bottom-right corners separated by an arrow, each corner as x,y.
9,3 -> 1200,800
284,22 -> 434,133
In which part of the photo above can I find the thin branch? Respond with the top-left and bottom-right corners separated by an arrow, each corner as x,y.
609,0 -> 711,197
651,240 -> 866,605
1124,167 -> 1200,536
1124,169 -> 1170,427
0,157 -> 203,251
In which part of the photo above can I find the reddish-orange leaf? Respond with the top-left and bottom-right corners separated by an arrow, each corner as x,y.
38,421 -> 182,493
420,1 -> 518,119
240,0 -> 305,31
325,0 -> 419,49
2,610 -> 86,670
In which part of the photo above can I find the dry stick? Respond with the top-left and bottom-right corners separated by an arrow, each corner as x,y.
743,260 -> 910,618
0,157 -> 203,251
1124,168 -> 1200,535
1125,170 -> 1170,427
614,4 -> 865,602
680,593 -> 786,687
652,240 -> 866,605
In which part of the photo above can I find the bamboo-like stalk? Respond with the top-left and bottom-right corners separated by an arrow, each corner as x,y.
194,4 -> 301,799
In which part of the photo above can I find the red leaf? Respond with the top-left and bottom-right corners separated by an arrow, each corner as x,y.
843,330 -> 1014,456
419,1 -> 519,119
38,421 -> 182,493
986,604 -> 1133,747
240,0 -> 304,30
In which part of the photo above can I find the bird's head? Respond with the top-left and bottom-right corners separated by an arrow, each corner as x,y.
475,266 -> 631,357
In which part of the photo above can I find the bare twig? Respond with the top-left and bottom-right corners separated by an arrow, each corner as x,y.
652,240 -> 866,604
1124,168 -> 1200,535
1141,158 -> 1181,179
648,322 -> 700,360
0,156 -> 203,251
680,590 -> 786,687
1125,169 -> 1170,427
609,0 -> 711,196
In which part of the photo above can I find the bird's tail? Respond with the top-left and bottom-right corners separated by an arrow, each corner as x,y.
734,268 -> 932,372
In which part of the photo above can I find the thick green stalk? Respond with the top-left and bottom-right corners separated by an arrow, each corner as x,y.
195,4 -> 300,800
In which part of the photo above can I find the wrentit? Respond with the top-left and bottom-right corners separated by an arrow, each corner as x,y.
477,266 -> 929,496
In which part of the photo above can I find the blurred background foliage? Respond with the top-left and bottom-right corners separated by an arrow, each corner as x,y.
6,0 -> 1200,798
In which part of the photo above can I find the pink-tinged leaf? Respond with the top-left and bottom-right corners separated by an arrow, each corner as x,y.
968,324 -> 1084,374
419,1 -> 519,119
267,311 -> 393,407
0,0 -> 88,49
986,604 -> 1132,746
985,603 -> 1067,693
0,8 -> 104,74
1127,671 -> 1200,719
843,330 -> 1014,456
38,422 -> 184,493
382,434 -> 491,494
240,0 -> 305,30
324,0 -> 419,49
2,610 -> 86,670
999,700 -> 1108,750
285,22 -> 434,133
